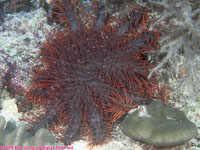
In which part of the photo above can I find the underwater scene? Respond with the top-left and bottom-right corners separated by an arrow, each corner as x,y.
0,0 -> 199,150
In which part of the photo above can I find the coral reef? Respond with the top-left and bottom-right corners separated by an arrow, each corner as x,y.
0,116 -> 64,147
0,0 -> 52,23
2,0 -> 32,14
25,0 -> 160,146
0,54 -> 26,97
142,0 -> 200,101
132,1 -> 200,148
0,92 -> 22,122
0,0 -> 198,149
0,8 -> 54,97
98,0 -> 139,19
103,0 -> 200,96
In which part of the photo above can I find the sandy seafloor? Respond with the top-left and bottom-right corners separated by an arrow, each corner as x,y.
0,5 -> 199,150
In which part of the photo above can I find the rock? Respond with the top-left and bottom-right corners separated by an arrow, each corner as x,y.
120,100 -> 198,147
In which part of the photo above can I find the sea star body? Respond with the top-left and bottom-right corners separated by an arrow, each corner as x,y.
25,0 -> 159,146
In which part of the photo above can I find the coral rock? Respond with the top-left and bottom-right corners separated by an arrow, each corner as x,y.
120,100 -> 198,147
0,116 -> 64,147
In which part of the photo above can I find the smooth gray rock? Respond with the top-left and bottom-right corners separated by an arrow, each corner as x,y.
121,100 -> 198,147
